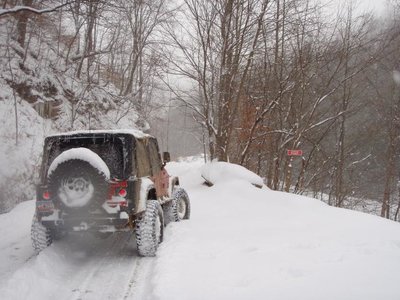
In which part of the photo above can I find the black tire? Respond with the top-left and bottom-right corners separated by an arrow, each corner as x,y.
163,200 -> 177,225
135,200 -> 164,257
31,213 -> 53,253
47,159 -> 108,211
163,187 -> 191,224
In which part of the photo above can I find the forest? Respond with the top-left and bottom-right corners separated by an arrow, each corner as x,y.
1,0 -> 400,220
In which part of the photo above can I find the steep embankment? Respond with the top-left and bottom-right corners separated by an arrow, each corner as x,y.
0,35 -> 142,211
151,160 -> 400,300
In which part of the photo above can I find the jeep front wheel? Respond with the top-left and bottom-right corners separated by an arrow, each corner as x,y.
135,200 -> 164,257
164,188 -> 191,223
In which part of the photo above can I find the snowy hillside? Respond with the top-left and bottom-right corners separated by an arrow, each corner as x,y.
1,159 -> 400,299
0,17 -> 146,212
0,40 -> 143,212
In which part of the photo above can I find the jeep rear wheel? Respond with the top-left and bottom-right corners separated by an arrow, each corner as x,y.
48,159 -> 108,210
135,200 -> 164,257
31,214 -> 53,253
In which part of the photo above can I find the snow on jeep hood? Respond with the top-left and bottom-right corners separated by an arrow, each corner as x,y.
47,148 -> 110,179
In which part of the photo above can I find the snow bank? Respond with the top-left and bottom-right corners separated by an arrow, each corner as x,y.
155,161 -> 400,300
167,157 -> 205,190
47,148 -> 110,179
0,100 -> 53,212
0,200 -> 35,282
201,161 -> 264,187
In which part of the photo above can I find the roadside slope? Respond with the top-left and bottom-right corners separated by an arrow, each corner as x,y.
150,161 -> 400,300
0,200 -> 36,282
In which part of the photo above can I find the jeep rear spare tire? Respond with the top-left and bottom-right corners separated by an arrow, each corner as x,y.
47,148 -> 109,209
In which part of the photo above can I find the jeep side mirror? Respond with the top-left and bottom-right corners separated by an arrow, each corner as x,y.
163,151 -> 171,163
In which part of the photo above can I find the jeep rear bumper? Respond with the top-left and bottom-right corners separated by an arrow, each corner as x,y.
42,215 -> 131,233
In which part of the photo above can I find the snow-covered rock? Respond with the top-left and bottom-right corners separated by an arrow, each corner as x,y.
201,161 -> 264,187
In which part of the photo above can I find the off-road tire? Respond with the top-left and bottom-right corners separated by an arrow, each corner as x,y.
47,159 -> 108,211
164,188 -> 190,223
31,214 -> 53,253
163,200 -> 176,225
135,200 -> 164,257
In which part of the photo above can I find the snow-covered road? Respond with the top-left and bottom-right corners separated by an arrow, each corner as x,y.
0,201 -> 152,299
1,159 -> 400,300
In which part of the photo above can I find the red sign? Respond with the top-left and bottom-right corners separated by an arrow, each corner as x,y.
287,150 -> 303,156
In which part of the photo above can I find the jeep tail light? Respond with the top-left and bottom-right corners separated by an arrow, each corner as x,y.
118,189 -> 127,198
43,191 -> 50,200
108,180 -> 128,201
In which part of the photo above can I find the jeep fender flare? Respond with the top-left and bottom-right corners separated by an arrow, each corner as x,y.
168,176 -> 180,197
137,177 -> 157,213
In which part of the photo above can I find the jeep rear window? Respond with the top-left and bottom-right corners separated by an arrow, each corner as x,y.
46,136 -> 125,178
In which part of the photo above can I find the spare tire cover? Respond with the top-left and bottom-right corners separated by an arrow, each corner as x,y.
47,151 -> 108,209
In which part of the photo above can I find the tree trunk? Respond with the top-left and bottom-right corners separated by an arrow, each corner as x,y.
284,156 -> 293,192
381,123 -> 396,218
16,0 -> 33,47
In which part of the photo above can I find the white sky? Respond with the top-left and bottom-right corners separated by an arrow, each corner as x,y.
357,0 -> 387,14
321,0 -> 389,16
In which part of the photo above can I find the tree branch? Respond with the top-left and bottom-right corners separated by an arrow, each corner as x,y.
0,2 -> 72,18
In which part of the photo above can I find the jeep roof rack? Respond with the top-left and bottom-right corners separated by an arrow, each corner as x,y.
47,129 -> 151,139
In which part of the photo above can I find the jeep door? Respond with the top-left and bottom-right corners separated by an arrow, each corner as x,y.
148,138 -> 169,198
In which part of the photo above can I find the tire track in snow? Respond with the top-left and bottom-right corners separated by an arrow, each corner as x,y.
122,256 -> 141,299
69,232 -> 153,300
123,257 -> 153,300
68,232 -> 137,300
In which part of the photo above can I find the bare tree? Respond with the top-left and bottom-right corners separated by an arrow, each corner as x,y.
164,0 -> 270,161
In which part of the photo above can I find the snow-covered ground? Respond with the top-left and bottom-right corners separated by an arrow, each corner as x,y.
1,159 -> 400,299
0,200 -> 153,300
